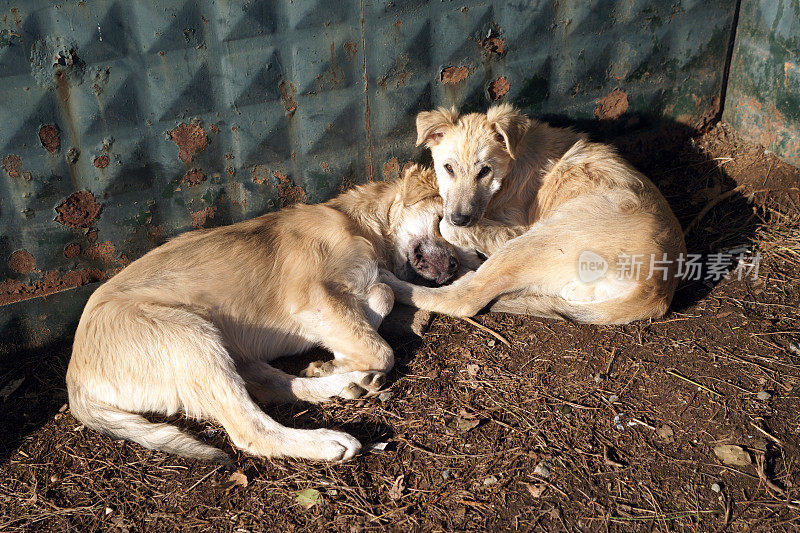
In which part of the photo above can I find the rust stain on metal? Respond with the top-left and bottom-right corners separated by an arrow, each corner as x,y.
10,7 -> 21,26
377,54 -> 410,90
488,76 -> 510,100
316,41 -> 345,90
273,170 -> 305,205
479,36 -> 505,56
2,154 -> 23,179
382,158 -> 400,181
9,250 -> 36,274
0,268 -> 106,306
55,190 -> 101,229
85,241 -> 115,262
181,168 -> 206,186
148,225 -> 165,243
38,124 -> 60,153
441,66 -> 470,85
210,123 -> 219,134
594,88 -> 629,120
191,205 -> 217,228
279,81 -> 298,117
168,121 -> 209,164
251,164 -> 270,184
63,243 -> 80,258
93,154 -> 109,168
344,41 -> 358,60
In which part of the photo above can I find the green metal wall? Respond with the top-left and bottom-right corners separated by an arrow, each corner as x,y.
0,0 -> 740,358
724,0 -> 800,167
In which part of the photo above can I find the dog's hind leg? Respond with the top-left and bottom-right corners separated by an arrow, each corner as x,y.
239,360 -> 386,403
298,283 -> 395,377
69,302 -> 361,462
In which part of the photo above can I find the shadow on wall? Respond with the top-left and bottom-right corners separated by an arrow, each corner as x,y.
0,114 -> 762,464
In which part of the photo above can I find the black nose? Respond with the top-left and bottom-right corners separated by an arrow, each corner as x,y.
448,255 -> 458,273
450,213 -> 471,226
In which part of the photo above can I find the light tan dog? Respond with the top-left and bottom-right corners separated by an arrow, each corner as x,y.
381,104 -> 686,324
66,165 -> 458,464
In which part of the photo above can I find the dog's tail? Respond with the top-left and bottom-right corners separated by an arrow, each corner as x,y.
68,387 -> 231,465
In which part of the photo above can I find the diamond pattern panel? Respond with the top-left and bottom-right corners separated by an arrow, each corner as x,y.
0,0 -> 736,353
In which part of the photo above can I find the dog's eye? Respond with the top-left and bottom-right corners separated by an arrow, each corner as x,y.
444,163 -> 454,175
476,166 -> 491,179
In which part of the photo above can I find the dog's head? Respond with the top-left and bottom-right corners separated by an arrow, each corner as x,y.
415,103 -> 529,227
389,164 -> 459,284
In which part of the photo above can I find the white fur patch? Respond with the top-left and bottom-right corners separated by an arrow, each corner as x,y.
561,279 -> 637,304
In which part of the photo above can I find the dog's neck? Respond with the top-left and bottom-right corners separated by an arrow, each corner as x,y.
487,120 -> 585,225
324,180 -> 400,262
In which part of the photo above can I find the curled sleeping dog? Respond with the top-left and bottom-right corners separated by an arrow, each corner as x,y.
66,164 -> 458,464
381,104 -> 686,324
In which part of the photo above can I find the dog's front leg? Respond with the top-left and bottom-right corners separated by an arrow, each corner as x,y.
440,218 -> 529,260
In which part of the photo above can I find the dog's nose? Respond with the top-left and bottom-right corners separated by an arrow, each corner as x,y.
448,255 -> 458,273
450,213 -> 471,226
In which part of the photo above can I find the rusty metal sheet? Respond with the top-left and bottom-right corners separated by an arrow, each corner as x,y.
0,0 -> 737,357
723,0 -> 800,167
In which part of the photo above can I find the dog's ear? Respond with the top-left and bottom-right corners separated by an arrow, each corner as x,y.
486,103 -> 528,159
401,164 -> 440,206
415,107 -> 458,147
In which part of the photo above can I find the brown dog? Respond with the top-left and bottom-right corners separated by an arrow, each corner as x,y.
66,164 -> 457,464
381,104 -> 686,324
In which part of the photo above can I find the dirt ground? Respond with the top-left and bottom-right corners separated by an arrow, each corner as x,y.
2,121 -> 800,531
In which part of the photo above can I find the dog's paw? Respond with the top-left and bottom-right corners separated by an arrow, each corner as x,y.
309,429 -> 362,461
338,371 -> 386,399
301,360 -> 336,377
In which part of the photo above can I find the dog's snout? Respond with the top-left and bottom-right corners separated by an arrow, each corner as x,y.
413,244 -> 424,263
409,239 -> 459,284
450,213 -> 472,226
436,253 -> 459,283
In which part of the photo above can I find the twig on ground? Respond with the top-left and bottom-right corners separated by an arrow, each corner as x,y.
666,368 -> 724,397
603,446 -> 625,469
750,420 -> 784,447
755,454 -> 791,503
461,317 -> 511,347
684,186 -> 745,236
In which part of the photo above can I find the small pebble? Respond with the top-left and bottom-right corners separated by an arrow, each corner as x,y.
483,475 -> 498,486
711,483 -> 721,493
757,391 -> 772,401
594,373 -> 605,384
608,394 -> 619,403
789,341 -> 800,356
534,459 -> 551,478
441,469 -> 451,480
487,339 -> 496,348
49,473 -> 61,483
378,391 -> 393,402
